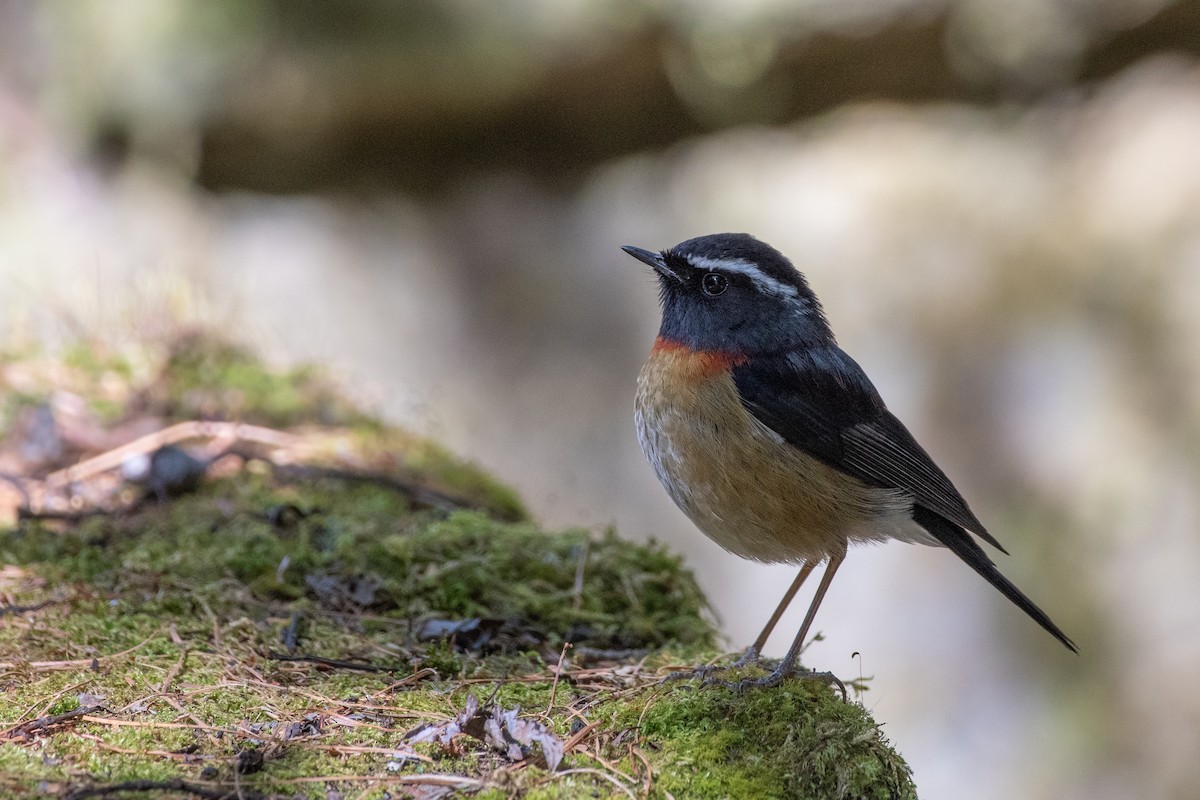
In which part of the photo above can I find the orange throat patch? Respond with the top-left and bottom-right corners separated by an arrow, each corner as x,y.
650,336 -> 747,379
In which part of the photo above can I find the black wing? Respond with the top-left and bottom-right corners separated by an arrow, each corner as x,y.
731,346 -> 1078,653
730,346 -> 1000,549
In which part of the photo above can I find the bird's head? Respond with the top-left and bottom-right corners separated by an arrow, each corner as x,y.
623,233 -> 833,354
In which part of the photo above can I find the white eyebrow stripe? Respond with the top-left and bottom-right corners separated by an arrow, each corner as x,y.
685,255 -> 799,298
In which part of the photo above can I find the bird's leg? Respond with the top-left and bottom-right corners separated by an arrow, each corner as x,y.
707,552 -> 846,695
727,561 -> 816,668
663,561 -> 816,683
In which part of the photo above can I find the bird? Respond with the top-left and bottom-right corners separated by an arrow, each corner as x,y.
623,232 -> 1076,689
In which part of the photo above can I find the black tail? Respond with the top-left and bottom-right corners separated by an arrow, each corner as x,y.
913,506 -> 1077,653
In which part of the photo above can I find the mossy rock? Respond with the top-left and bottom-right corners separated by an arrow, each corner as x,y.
0,333 -> 915,799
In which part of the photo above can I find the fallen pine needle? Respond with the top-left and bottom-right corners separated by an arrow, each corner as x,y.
544,768 -> 637,800
0,633 -> 159,672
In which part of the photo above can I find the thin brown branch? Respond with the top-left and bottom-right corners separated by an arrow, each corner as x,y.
264,650 -> 399,673
275,773 -> 485,789
546,641 -> 572,714
3,705 -> 102,739
0,598 -> 58,617
561,719 -> 602,755
0,633 -> 158,673
64,778 -> 266,800
42,422 -> 298,491
543,768 -> 638,800
160,648 -> 188,693
76,733 -> 221,762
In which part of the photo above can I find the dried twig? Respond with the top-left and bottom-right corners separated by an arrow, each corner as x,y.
75,733 -> 220,762
64,778 -> 267,800
43,422 -> 298,491
560,718 -> 602,755
160,648 -> 188,693
276,773 -> 485,789
544,768 -> 637,800
268,462 -> 472,514
546,641 -> 572,714
264,651 -> 400,673
3,705 -> 102,739
0,598 -> 58,617
0,633 -> 157,672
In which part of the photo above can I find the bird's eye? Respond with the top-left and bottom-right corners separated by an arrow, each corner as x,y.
701,272 -> 728,296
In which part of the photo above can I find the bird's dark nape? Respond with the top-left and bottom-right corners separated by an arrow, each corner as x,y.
912,506 -> 1077,653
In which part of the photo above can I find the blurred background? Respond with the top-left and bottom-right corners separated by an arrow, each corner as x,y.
2,1 -> 1198,797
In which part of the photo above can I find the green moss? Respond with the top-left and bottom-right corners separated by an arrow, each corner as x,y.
0,392 -> 42,442
632,682 -> 916,799
60,342 -> 134,378
0,333 -> 915,798
140,331 -> 365,429
45,695 -> 81,716
0,332 -> 526,519
348,427 -> 528,521
2,474 -> 710,656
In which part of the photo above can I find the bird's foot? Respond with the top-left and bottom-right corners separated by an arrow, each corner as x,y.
660,646 -> 762,684
725,646 -> 763,670
660,662 -> 730,684
704,663 -> 847,699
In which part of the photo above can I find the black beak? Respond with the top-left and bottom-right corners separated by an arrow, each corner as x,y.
622,245 -> 680,282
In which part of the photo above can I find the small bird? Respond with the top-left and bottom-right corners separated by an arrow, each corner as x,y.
624,233 -> 1076,688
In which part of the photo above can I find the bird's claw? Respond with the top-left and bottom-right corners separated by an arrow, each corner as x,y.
703,665 -> 847,699
661,663 -> 725,684
725,646 -> 762,670
662,653 -> 847,700
661,647 -> 762,684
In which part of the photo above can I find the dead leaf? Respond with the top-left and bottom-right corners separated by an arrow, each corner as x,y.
406,693 -> 478,746
406,694 -> 563,771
